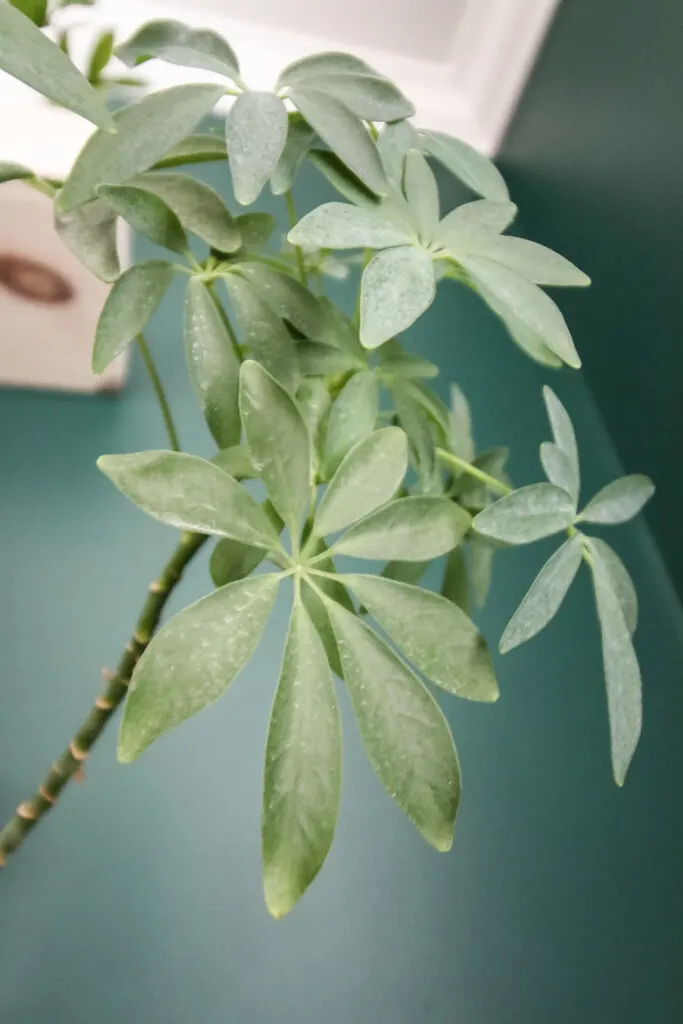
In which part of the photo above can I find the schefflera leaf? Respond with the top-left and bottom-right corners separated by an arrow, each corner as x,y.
345,575 -> 498,702
288,202 -> 412,251
97,450 -> 281,550
332,496 -> 470,561
184,278 -> 241,448
226,91 -> 289,205
314,427 -> 408,537
473,483 -> 576,544
0,2 -> 114,131
461,255 -> 582,369
59,84 -> 225,212
360,246 -> 436,349
239,361 -> 311,539
289,87 -> 388,197
92,261 -> 175,373
322,370 -> 379,477
579,475 -> 655,525
115,19 -> 242,83
133,171 -> 241,253
542,386 -> 580,504
224,274 -> 298,392
118,574 -> 279,762
262,596 -> 342,918
56,199 -> 120,283
324,597 -> 460,851
499,534 -> 584,653
586,538 -> 642,785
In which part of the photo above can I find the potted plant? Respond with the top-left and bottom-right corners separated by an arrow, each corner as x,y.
0,4 -> 653,919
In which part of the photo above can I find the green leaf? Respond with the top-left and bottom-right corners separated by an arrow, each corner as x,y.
448,383 -> 475,463
59,84 -> 224,212
271,113 -> 316,195
278,50 -> 376,87
184,278 -> 241,448
0,3 -> 114,131
292,72 -> 413,122
579,475 -> 655,525
470,537 -> 494,607
464,235 -> 590,286
211,444 -> 256,480
403,380 -> 450,441
55,199 -> 120,283
473,483 -> 576,544
210,538 -> 266,586
87,30 -> 114,84
0,161 -> 34,184
262,596 -> 341,918
377,120 -> 419,186
290,87 -> 388,196
505,314 -> 564,368
345,574 -> 497,701
461,255 -> 581,369
500,534 -> 584,653
391,380 -> 437,493
315,427 -> 407,536
403,150 -> 439,244
584,538 -> 637,635
224,274 -> 298,391
119,574 -> 279,762
542,386 -> 580,498
317,296 -> 366,359
92,261 -> 174,373
296,379 -> 332,476
382,560 -> 428,587
322,370 -> 379,477
588,540 -> 642,785
151,133 -> 227,170
419,130 -> 509,201
115,19 -> 241,82
334,496 -> 470,560
239,361 -> 311,538
133,172 -> 240,253
377,339 -> 437,380
8,0 -> 47,26
234,212 -> 276,249
298,342 -> 361,378
226,92 -> 288,205
97,184 -> 187,253
98,450 -> 281,548
234,262 -> 324,338
324,597 -> 460,851
308,149 -> 380,208
540,443 -> 578,506
435,200 -> 518,250
442,547 -> 469,612
289,202 -> 410,251
209,502 -> 282,585
360,246 -> 436,349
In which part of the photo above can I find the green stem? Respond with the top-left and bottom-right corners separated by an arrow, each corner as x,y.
436,447 -> 512,496
0,531 -> 208,868
285,191 -> 307,287
136,334 -> 181,452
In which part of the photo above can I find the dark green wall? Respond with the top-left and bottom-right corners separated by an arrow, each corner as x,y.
500,0 -> 683,595
1,137 -> 683,1018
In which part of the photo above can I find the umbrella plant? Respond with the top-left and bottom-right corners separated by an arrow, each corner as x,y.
0,3 -> 654,918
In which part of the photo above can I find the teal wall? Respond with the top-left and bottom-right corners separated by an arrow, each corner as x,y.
2,136 -> 683,1018
499,0 -> 683,596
